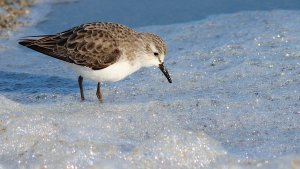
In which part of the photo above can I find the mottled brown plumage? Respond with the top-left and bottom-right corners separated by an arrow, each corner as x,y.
19,22 -> 143,70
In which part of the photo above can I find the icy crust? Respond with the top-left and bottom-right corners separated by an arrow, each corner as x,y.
0,96 -> 226,169
0,10 -> 300,169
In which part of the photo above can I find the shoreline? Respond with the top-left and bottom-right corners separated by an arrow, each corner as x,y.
0,0 -> 37,37
0,1 -> 299,167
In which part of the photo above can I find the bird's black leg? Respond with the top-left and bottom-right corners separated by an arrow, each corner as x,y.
78,76 -> 84,101
96,82 -> 103,103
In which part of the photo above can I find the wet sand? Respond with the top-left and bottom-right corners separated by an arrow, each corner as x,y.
0,1 -> 299,168
0,0 -> 36,36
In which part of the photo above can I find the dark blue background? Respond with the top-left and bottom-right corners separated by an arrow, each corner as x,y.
38,0 -> 300,32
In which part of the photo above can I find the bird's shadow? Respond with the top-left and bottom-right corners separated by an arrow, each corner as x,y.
0,71 -> 80,104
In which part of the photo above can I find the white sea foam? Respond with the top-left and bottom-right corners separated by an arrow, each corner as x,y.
0,8 -> 299,169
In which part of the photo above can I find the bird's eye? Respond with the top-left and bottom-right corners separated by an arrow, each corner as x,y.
154,52 -> 159,56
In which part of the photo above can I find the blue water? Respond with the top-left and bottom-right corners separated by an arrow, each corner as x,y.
38,0 -> 300,32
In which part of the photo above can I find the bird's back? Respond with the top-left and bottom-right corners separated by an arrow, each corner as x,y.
19,22 -> 138,70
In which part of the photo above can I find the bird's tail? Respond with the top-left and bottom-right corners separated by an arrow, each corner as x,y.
18,39 -> 36,46
18,35 -> 54,46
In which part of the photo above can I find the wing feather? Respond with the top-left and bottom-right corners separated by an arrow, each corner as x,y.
19,23 -> 123,70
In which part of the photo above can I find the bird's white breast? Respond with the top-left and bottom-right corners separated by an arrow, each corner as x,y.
67,59 -> 142,82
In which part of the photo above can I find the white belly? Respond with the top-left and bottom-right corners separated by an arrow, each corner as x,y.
67,60 -> 141,82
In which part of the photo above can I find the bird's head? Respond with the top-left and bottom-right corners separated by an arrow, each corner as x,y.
139,33 -> 172,83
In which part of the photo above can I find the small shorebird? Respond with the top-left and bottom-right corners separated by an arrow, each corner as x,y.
19,22 -> 172,102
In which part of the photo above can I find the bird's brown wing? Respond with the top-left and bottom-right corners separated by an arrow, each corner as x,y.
19,24 -> 122,70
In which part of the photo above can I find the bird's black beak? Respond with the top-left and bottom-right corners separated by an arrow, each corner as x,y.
159,63 -> 172,83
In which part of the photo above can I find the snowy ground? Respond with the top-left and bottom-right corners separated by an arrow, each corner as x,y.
0,9 -> 300,169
